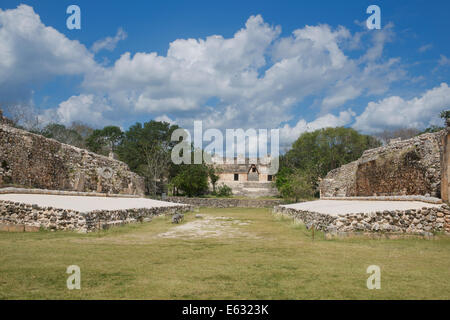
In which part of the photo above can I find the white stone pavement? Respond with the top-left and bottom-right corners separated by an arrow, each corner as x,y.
0,194 -> 185,213
281,200 -> 442,216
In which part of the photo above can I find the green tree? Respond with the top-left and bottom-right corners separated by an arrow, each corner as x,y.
440,110 -> 450,126
86,126 -> 124,155
208,166 -> 220,194
278,127 -> 381,197
278,169 -> 314,202
42,123 -> 84,147
216,183 -> 233,197
117,121 -> 179,195
69,122 -> 94,142
171,163 -> 209,197
274,166 -> 293,193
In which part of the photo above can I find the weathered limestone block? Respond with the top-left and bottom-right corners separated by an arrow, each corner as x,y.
0,124 -> 145,195
441,128 -> 450,202
320,131 -> 445,198
319,161 -> 358,197
0,199 -> 192,232
273,204 -> 450,236
166,196 -> 283,208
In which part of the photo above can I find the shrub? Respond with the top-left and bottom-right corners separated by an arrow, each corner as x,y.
171,164 -> 209,197
216,184 -> 233,197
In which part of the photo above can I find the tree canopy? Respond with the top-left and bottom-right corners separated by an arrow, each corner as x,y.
283,127 -> 380,178
117,121 -> 180,195
170,162 -> 210,197
277,127 -> 381,199
41,123 -> 84,148
86,126 -> 124,155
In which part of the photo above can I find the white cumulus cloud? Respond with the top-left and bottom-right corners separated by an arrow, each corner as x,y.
0,5 -> 96,103
70,15 -> 401,130
91,28 -> 127,53
353,83 -> 450,133
0,6 -> 409,139
40,94 -> 114,127
279,109 -> 355,146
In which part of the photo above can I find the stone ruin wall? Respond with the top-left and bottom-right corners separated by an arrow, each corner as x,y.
217,181 -> 279,198
0,123 -> 145,195
320,130 -> 445,198
319,161 -> 358,197
441,129 -> 450,202
274,204 -> 450,236
166,196 -> 283,208
0,199 -> 192,233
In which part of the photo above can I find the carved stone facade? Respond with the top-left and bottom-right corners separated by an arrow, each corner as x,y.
210,155 -> 279,198
0,123 -> 145,195
320,131 -> 445,198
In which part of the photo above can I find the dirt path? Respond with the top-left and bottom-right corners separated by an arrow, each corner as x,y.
157,214 -> 256,239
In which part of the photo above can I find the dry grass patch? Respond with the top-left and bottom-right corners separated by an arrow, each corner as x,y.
0,207 -> 449,299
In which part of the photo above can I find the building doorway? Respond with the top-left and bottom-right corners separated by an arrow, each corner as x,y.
247,164 -> 259,181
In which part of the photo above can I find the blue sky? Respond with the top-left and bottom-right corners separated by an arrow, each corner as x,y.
0,0 -> 449,147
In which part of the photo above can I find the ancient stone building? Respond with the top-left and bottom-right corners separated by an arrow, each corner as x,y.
0,120 -> 145,195
440,128 -> 450,202
319,130 -> 445,198
210,155 -> 279,198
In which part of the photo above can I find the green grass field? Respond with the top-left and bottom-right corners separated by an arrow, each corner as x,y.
1,207 -> 449,299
